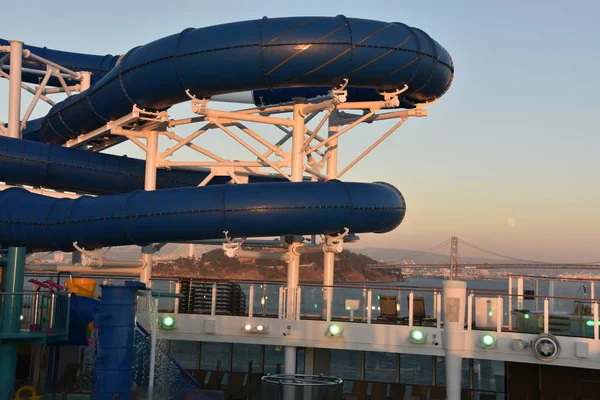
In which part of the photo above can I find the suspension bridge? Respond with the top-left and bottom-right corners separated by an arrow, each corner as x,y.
366,237 -> 600,279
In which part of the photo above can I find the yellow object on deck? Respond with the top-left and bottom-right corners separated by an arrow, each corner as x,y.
65,278 -> 97,297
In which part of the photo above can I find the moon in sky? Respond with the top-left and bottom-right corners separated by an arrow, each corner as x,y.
507,217 -> 517,227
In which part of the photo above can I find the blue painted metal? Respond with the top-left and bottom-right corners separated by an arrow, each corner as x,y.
0,247 -> 26,399
0,135 -> 289,195
13,16 -> 453,145
93,282 -> 145,400
0,180 -> 405,251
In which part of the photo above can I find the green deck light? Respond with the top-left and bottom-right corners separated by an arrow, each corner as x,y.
409,329 -> 426,344
586,320 -> 595,327
480,334 -> 496,348
524,313 -> 530,319
326,323 -> 342,337
488,311 -> 493,317
161,315 -> 175,329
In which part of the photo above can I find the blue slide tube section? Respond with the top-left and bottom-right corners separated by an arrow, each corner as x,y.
0,181 -> 405,252
94,282 -> 145,400
17,16 -> 453,145
0,135 -> 288,195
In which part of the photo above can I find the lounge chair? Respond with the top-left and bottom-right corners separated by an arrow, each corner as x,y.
351,380 -> 368,400
410,384 -> 428,399
370,382 -> 387,400
430,386 -> 445,400
377,296 -> 399,323
389,383 -> 406,399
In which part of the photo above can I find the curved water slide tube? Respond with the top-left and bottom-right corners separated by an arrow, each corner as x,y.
0,16 -> 453,251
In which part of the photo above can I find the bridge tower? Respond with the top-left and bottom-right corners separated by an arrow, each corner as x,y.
450,236 -> 459,280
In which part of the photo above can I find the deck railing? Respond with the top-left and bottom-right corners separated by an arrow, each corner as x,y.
0,291 -> 70,339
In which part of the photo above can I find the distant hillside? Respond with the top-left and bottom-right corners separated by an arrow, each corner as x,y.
154,248 -> 394,282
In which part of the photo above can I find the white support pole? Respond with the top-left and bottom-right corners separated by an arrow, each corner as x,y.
594,302 -> 598,340
284,99 -> 306,375
508,276 -> 513,312
496,296 -> 503,333
367,289 -> 372,324
544,298 -> 549,334
517,277 -> 524,310
211,283 -> 217,316
149,296 -> 158,388
7,41 -> 23,139
408,291 -> 414,327
141,131 -> 159,287
174,281 -> 181,316
535,279 -> 539,312
278,286 -> 284,319
249,284 -> 254,318
436,293 -> 442,329
442,281 -> 467,400
467,293 -> 473,331
549,281 -> 555,313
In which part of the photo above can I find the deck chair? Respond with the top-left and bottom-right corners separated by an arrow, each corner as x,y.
389,383 -> 406,399
248,372 -> 264,400
407,296 -> 428,325
351,380 -> 368,400
461,388 -> 473,400
370,382 -> 387,400
377,296 -> 398,323
430,386 -> 445,400
226,372 -> 246,399
192,369 -> 208,388
410,384 -> 428,399
206,370 -> 224,390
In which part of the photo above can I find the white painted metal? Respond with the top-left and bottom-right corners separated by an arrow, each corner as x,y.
149,296 -> 158,388
408,291 -> 414,327
594,302 -> 599,340
79,71 -> 91,91
496,296 -> 503,333
549,281 -> 555,312
367,290 -> 372,324
140,131 -> 158,286
249,284 -> 254,318
211,283 -> 217,316
544,298 -> 549,334
442,281 -> 467,400
21,67 -> 52,129
278,286 -> 284,319
436,293 -> 442,329
7,41 -> 23,139
517,277 -> 524,310
535,279 -> 539,311
467,293 -> 473,331
175,281 -> 181,316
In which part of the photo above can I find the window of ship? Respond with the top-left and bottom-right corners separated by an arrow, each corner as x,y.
400,353 -> 433,385
232,343 -> 262,372
200,342 -> 231,371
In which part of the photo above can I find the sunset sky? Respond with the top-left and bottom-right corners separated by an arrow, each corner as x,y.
1,0 -> 599,262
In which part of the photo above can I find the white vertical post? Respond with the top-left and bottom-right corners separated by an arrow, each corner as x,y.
323,111 -> 338,319
278,286 -> 284,319
149,296 -> 158,388
467,293 -> 473,331
248,284 -> 254,318
544,298 -> 549,334
549,281 -> 555,313
408,291 -> 414,327
323,251 -> 334,321
517,277 -> 524,310
496,296 -> 503,333
433,291 -> 438,319
508,276 -> 513,311
594,302 -> 598,340
535,279 -> 539,312
141,131 -> 159,287
442,281 -> 467,400
436,293 -> 442,329
367,290 -> 372,324
284,99 -> 306,376
174,281 -> 181,316
79,71 -> 92,91
7,41 -> 23,139
211,283 -> 217,316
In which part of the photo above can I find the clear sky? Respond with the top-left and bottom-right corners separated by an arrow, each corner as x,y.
1,0 -> 599,262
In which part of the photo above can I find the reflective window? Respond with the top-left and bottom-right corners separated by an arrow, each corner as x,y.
474,359 -> 505,393
435,357 -> 470,388
232,343 -> 262,372
264,345 -> 285,374
331,349 -> 361,393
400,354 -> 433,385
297,348 -> 305,374
200,342 -> 230,371
169,340 -> 198,369
365,351 -> 396,383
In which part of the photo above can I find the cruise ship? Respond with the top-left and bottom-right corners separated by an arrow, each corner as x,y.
0,15 -> 598,400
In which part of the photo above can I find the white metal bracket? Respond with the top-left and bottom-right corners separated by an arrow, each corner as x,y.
323,228 -> 350,253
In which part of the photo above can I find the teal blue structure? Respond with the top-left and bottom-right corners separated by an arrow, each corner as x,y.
0,247 -> 26,400
94,281 -> 146,400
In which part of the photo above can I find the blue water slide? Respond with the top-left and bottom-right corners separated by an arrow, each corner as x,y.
0,181 -> 405,252
0,135 -> 288,195
14,16 -> 453,145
